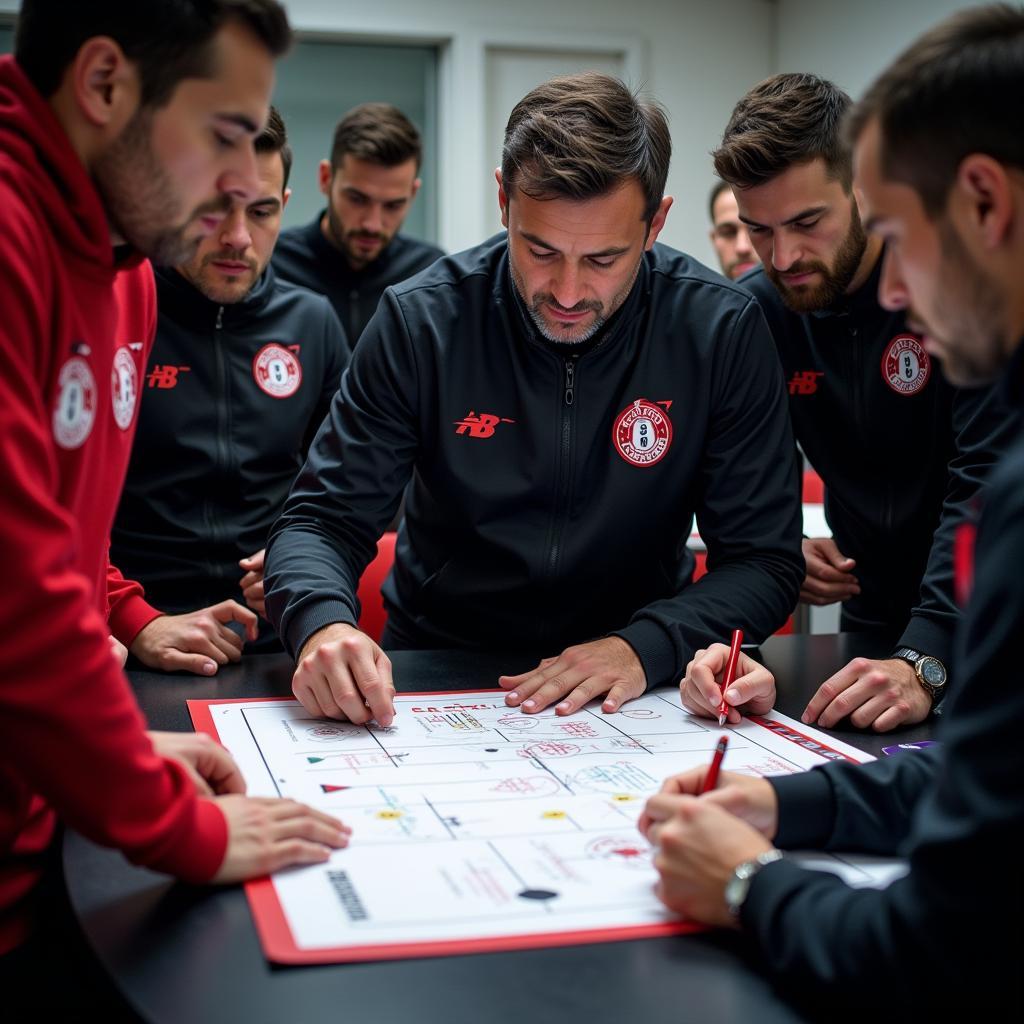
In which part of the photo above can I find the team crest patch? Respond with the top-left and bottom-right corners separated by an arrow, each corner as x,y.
53,356 -> 96,449
612,399 -> 673,467
881,334 -> 930,395
253,343 -> 302,398
111,347 -> 138,430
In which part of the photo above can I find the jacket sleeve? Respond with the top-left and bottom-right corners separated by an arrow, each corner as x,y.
738,450 -> 1024,1012
0,203 -> 226,883
896,382 -> 1017,667
611,298 -> 805,687
303,300 -> 351,454
265,291 -> 419,658
105,553 -> 162,645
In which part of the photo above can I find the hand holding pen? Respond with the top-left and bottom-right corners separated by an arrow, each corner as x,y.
679,635 -> 777,724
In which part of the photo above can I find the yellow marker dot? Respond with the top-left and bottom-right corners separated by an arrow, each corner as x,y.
376,809 -> 403,819
611,794 -> 635,802
541,810 -> 567,819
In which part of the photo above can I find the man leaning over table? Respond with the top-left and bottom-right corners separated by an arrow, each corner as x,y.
264,72 -> 805,728
644,5 -> 1024,1013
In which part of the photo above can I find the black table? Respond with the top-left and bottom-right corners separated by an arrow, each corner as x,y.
64,634 -> 931,1024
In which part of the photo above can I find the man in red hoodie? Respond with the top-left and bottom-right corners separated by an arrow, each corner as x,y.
0,2 -> 348,1014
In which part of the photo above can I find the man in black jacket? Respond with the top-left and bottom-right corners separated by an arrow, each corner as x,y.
644,6 -> 1024,1012
113,109 -> 350,661
273,102 -> 443,344
264,73 -> 805,727
712,73 -> 1013,731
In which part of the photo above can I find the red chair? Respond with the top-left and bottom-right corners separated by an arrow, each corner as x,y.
802,468 -> 824,503
356,532 -> 397,643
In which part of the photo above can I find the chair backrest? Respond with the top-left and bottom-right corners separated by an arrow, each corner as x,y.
356,531 -> 397,643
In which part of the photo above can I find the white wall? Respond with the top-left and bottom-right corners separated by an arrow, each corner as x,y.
279,0 -> 776,266
775,0 -> 994,98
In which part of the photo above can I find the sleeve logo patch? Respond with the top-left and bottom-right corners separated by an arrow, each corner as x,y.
53,355 -> 96,449
612,399 -> 673,467
253,342 -> 302,398
111,347 -> 139,430
881,334 -> 930,395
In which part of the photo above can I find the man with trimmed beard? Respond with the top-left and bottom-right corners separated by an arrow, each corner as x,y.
112,108 -> 350,659
711,73 -> 1013,732
273,102 -> 443,344
264,73 -> 804,730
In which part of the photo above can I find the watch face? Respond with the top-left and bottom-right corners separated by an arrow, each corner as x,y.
919,658 -> 946,687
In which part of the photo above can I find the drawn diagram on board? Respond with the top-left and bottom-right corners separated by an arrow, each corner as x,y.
189,690 -> 905,964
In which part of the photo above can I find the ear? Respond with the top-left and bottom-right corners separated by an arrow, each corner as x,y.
281,186 -> 292,210
956,154 -> 1013,249
495,168 -> 509,228
644,195 -> 674,250
318,159 -> 333,197
410,177 -> 422,202
67,36 -> 139,133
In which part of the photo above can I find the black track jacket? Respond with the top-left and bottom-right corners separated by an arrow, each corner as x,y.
743,259 -> 1014,664
265,237 -> 805,688
745,342 -> 1024,1014
112,266 -> 350,615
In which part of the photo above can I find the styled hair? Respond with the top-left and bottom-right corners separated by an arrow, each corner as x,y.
708,180 -> 732,223
15,0 -> 291,106
329,102 -> 423,171
847,3 -> 1024,217
255,105 -> 292,190
501,72 -> 671,224
713,73 -> 853,191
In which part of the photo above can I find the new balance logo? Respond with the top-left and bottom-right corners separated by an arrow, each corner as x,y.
146,365 -> 191,389
788,370 -> 824,395
453,410 -> 515,438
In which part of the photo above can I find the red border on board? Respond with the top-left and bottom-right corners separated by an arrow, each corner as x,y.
187,693 -> 826,965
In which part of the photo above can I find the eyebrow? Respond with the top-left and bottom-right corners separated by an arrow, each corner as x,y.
249,196 -> 282,210
519,230 -> 631,259
740,205 -> 828,229
216,113 -> 261,136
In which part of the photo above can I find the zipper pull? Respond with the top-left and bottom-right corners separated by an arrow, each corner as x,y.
215,306 -> 224,330
564,359 -> 575,406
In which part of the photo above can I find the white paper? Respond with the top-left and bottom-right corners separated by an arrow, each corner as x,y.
204,690 -> 906,956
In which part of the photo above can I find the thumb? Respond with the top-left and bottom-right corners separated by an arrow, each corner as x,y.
724,672 -> 774,708
163,650 -> 219,676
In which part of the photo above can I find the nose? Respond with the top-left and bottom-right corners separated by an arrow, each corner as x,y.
878,245 -> 908,311
218,140 -> 261,206
361,202 -> 384,234
735,226 -> 754,258
218,204 -> 252,252
771,230 -> 802,273
549,262 -> 584,310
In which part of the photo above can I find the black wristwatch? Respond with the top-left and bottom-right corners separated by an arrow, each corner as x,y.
892,647 -> 948,707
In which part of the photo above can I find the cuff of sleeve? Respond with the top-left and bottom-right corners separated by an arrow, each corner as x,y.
769,768 -> 836,848
894,616 -> 953,667
740,856 -> 816,932
286,599 -> 359,661
108,594 -> 163,647
609,619 -> 679,691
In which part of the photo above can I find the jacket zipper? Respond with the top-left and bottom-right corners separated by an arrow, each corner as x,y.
544,357 -> 578,596
349,288 -> 360,343
207,306 -> 230,559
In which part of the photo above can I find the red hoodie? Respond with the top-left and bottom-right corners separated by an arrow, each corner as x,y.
0,56 -> 227,953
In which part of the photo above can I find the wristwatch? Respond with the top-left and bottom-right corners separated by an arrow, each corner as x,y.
892,647 -> 948,706
725,849 -> 784,918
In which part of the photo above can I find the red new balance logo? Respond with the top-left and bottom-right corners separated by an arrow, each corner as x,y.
146,365 -> 191,389
788,370 -> 824,395
453,410 -> 515,438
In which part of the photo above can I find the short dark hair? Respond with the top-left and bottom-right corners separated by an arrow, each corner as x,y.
847,4 -> 1024,217
329,102 -> 423,172
15,0 -> 291,107
708,180 -> 731,223
501,72 -> 671,225
713,73 -> 853,191
255,105 -> 292,190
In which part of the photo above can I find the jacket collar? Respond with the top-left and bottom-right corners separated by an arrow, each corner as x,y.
154,262 -> 277,328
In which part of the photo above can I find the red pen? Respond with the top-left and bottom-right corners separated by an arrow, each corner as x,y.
701,735 -> 729,793
718,628 -> 744,726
